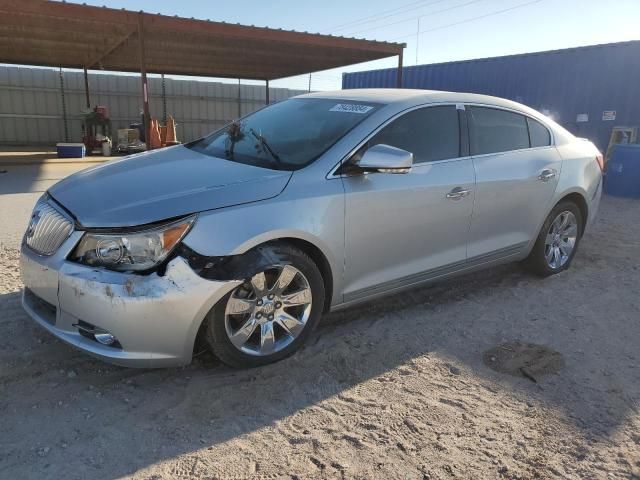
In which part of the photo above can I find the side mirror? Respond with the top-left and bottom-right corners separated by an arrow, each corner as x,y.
358,144 -> 413,174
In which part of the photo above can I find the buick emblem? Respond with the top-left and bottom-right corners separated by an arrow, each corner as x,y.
26,210 -> 41,239
261,301 -> 275,315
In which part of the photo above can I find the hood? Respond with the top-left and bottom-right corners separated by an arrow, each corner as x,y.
48,145 -> 292,228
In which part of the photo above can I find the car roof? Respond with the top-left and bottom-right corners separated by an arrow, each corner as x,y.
297,88 -> 576,145
299,88 -> 538,116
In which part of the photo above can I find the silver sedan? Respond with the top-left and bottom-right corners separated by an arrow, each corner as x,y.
20,89 -> 603,368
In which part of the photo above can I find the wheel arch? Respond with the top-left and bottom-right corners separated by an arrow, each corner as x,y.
266,237 -> 334,313
190,234 -> 336,360
229,229 -> 338,313
556,191 -> 588,236
525,189 -> 590,258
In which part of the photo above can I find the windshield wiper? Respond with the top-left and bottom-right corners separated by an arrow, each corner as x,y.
249,128 -> 282,169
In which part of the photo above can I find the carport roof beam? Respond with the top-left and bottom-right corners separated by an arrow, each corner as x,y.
0,0 -> 406,81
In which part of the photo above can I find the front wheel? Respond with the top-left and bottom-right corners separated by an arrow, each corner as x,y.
203,244 -> 325,368
524,201 -> 583,277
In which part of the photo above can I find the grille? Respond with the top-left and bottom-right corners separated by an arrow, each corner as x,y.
25,200 -> 73,255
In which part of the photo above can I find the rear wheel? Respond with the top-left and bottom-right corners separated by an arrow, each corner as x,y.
203,244 -> 325,368
524,201 -> 583,277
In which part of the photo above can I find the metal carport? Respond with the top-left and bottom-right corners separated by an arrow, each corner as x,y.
0,0 -> 405,141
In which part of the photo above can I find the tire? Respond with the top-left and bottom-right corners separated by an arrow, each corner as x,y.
524,201 -> 583,277
202,243 -> 325,368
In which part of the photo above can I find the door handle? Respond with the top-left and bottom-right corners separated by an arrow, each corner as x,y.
446,187 -> 471,200
538,169 -> 556,182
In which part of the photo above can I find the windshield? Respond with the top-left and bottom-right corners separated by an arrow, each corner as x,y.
188,98 -> 381,170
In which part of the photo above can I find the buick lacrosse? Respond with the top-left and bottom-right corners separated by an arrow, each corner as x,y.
21,89 -> 603,368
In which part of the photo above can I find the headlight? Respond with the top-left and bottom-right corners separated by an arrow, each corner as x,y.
70,215 -> 196,272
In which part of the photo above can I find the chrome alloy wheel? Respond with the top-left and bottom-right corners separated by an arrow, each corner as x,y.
224,265 -> 313,356
544,210 -> 578,269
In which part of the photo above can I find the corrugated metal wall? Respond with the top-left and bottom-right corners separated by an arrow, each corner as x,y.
343,41 -> 640,151
0,66 -> 307,145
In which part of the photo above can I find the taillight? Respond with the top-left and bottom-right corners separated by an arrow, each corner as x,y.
595,153 -> 604,172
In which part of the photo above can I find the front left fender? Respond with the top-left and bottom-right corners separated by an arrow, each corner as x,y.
181,177 -> 345,306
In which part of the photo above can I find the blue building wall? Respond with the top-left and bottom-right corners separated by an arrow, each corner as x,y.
343,41 -> 640,152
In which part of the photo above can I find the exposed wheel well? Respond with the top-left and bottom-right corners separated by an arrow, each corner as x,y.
192,237 -> 335,357
558,193 -> 588,236
272,238 -> 334,313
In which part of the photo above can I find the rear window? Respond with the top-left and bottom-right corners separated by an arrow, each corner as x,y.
527,117 -> 551,147
469,107 -> 530,155
189,98 -> 381,170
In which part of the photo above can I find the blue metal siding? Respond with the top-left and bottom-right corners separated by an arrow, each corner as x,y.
343,41 -> 640,151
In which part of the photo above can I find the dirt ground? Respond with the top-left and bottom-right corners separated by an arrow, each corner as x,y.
1,195 -> 639,480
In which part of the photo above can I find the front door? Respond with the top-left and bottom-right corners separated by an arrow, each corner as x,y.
341,105 -> 475,303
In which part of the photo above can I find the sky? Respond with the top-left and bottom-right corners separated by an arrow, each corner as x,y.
66,0 -> 640,90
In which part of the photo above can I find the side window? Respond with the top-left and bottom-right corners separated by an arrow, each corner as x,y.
367,106 -> 460,163
527,117 -> 551,147
469,107 -> 530,155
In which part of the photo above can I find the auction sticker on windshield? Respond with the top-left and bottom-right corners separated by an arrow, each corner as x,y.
330,104 -> 374,114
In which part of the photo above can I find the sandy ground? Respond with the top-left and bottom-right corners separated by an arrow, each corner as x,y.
1,192 -> 639,479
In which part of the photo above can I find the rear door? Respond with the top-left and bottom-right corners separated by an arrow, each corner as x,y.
341,105 -> 475,303
466,106 -> 562,260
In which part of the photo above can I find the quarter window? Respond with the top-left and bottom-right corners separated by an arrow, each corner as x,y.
469,107 -> 530,155
366,106 -> 460,164
527,117 -> 551,147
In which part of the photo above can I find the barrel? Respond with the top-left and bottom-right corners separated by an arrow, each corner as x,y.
604,144 -> 640,198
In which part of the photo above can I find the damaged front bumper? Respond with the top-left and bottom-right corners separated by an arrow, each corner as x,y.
20,231 -> 240,368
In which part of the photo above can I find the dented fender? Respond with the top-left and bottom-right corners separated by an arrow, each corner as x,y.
176,243 -> 299,282
179,173 -> 346,306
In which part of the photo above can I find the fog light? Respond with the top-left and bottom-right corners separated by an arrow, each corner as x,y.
94,332 -> 116,346
73,320 -> 121,348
